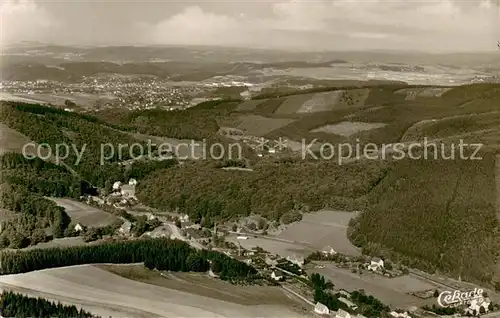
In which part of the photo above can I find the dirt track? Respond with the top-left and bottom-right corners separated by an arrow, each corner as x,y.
0,265 -> 310,318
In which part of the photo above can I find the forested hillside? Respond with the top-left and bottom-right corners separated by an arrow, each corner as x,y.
0,291 -> 99,318
349,153 -> 499,283
137,158 -> 388,225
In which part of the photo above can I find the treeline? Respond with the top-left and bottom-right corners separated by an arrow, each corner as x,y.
137,159 -> 387,224
310,273 -> 350,312
0,183 -> 70,248
350,290 -> 390,317
0,238 -> 258,283
348,154 -> 500,284
0,291 -> 99,318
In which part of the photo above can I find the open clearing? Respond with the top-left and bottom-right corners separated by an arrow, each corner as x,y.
0,123 -> 35,156
277,210 -> 361,256
0,265 -> 310,318
275,90 -> 370,115
395,87 -> 452,100
48,198 -> 119,227
235,114 -> 296,136
310,121 -> 387,137
308,263 -> 437,309
0,92 -> 46,104
22,237 -> 87,250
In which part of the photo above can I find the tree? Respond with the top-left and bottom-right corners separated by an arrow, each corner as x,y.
257,218 -> 266,230
9,232 -> 29,249
30,229 -> 47,245
433,289 -> 439,297
132,216 -> 148,237
384,260 -> 393,270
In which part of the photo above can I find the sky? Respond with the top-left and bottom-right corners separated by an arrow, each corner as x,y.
1,0 -> 500,52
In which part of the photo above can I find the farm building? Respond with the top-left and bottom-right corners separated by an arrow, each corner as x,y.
271,270 -> 284,281
119,221 -> 132,236
322,246 -> 337,256
338,297 -> 358,311
208,269 -> 219,278
74,223 -> 84,232
336,309 -> 351,318
286,255 -> 304,267
112,181 -> 122,191
367,257 -> 384,271
314,302 -> 329,315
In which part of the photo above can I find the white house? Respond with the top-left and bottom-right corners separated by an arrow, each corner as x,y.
208,269 -> 219,278
128,178 -> 138,186
466,297 -> 491,316
314,302 -> 329,315
180,214 -> 190,222
74,223 -> 84,232
237,236 -> 249,240
336,308 -> 352,318
120,184 -> 136,198
339,297 -> 358,311
271,271 -> 283,281
112,181 -> 122,191
367,257 -> 384,271
119,221 -> 132,235
389,311 -> 411,318
322,246 -> 337,256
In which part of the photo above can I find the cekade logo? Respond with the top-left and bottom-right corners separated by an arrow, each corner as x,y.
437,288 -> 484,307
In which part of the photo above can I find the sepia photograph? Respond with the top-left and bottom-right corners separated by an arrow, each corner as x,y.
1,0 -> 500,317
